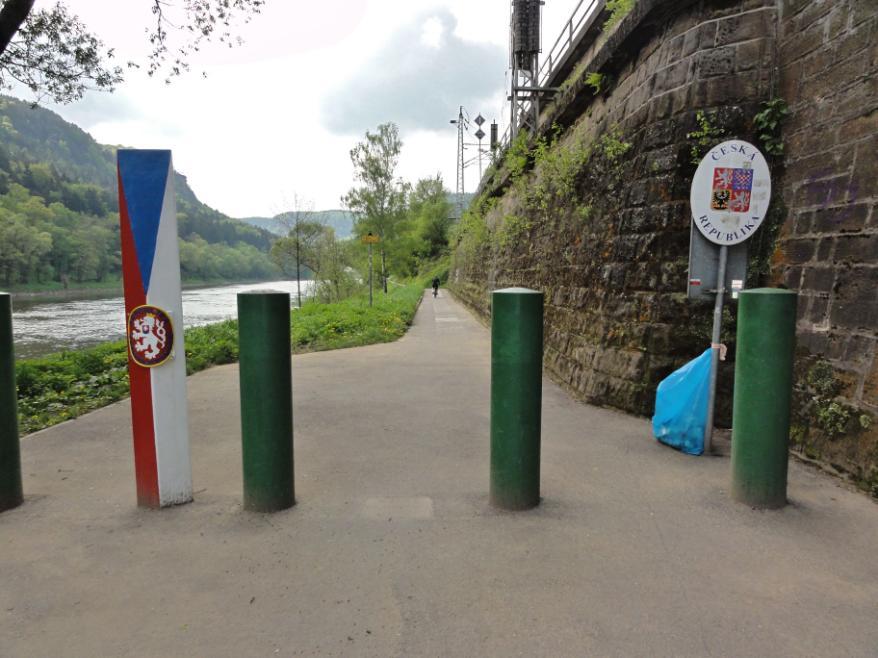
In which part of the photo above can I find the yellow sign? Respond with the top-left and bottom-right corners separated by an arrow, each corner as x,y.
361,234 -> 380,244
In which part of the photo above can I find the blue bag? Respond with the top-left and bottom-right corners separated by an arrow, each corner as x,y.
652,348 -> 712,456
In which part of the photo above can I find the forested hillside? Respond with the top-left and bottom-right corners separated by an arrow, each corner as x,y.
240,210 -> 355,239
0,96 -> 278,288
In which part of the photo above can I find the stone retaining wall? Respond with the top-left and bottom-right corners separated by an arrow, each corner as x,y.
450,0 -> 877,492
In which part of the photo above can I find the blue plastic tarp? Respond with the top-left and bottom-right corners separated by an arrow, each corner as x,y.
652,348 -> 712,456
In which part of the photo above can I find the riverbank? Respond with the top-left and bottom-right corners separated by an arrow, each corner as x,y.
5,276 -> 294,300
15,282 -> 424,435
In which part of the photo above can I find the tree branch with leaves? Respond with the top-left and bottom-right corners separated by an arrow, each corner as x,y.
0,0 -> 264,103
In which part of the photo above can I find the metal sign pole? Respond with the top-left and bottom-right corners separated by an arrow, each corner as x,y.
704,244 -> 728,455
368,243 -> 373,308
689,139 -> 772,457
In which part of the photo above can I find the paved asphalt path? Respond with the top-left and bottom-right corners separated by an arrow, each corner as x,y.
1,291 -> 877,657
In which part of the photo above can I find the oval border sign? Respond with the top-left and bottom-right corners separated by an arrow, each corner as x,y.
690,139 -> 772,246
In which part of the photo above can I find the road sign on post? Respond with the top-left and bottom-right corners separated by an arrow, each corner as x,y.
689,140 -> 771,454
687,228 -> 748,302
361,233 -> 379,307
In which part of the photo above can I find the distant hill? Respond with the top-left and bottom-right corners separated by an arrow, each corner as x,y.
0,95 -> 279,287
240,209 -> 355,239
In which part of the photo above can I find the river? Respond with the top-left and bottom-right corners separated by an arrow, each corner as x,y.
9,280 -> 314,359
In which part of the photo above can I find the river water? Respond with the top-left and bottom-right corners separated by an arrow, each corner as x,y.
9,280 -> 313,359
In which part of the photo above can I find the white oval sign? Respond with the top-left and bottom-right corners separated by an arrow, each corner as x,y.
690,140 -> 772,246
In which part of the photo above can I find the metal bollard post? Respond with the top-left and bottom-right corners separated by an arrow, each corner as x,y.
490,288 -> 544,510
0,293 -> 23,513
731,288 -> 798,509
238,292 -> 295,512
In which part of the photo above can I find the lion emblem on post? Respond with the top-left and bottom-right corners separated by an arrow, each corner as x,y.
128,305 -> 175,368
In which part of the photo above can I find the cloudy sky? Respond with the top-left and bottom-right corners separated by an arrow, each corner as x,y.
29,0 -> 578,218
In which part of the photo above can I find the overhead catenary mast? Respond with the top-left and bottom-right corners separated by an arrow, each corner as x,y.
451,105 -> 467,219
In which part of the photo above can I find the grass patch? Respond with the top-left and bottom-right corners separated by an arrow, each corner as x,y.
291,283 -> 423,352
15,282 -> 425,435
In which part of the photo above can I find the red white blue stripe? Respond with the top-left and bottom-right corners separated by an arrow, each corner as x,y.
118,150 -> 192,508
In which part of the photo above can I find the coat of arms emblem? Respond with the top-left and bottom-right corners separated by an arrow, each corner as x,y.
128,305 -> 174,367
711,167 -> 754,212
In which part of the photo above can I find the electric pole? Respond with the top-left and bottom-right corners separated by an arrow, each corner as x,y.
450,106 -> 467,219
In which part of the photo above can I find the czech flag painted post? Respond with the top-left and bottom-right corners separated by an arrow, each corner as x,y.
118,150 -> 193,509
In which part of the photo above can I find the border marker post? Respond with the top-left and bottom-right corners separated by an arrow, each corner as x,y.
490,287 -> 544,510
238,291 -> 295,512
117,149 -> 193,509
0,293 -> 23,513
731,288 -> 798,508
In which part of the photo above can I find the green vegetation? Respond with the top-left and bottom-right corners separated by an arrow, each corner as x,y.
452,195 -> 495,259
585,72 -> 614,95
343,123 -> 409,294
0,96 -> 278,289
686,110 -> 727,166
452,123 -> 633,260
15,282 -> 426,435
496,214 -> 533,248
799,360 -> 873,438
505,131 -> 532,181
754,98 -> 790,157
603,0 -> 636,31
291,282 -> 423,352
790,357 -> 876,498
746,100 -> 789,286
558,60 -> 589,95
270,125 -> 455,304
597,128 -> 633,162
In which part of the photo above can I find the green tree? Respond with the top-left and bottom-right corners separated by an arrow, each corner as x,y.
0,0 -> 265,103
410,175 -> 452,260
308,226 -> 358,303
269,197 -> 325,308
342,122 -> 408,294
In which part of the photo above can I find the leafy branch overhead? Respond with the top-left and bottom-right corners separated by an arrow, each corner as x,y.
146,0 -> 265,82
0,0 -> 264,103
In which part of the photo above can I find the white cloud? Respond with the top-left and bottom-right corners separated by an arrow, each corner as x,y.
321,9 -> 505,136
23,0 -> 580,216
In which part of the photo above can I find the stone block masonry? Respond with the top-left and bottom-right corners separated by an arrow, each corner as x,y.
774,0 -> 877,489
450,0 -> 877,493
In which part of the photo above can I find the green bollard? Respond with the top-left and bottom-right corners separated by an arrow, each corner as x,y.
238,292 -> 295,512
490,288 -> 544,510
731,288 -> 798,509
0,293 -> 23,513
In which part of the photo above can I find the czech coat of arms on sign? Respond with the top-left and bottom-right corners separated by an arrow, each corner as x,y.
691,140 -> 771,246
128,305 -> 174,367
